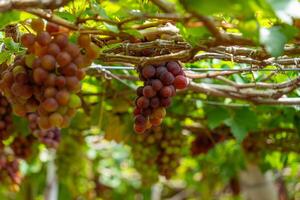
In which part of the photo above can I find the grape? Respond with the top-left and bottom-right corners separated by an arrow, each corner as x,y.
133,107 -> 142,116
143,85 -> 156,98
46,22 -> 59,33
44,87 -> 57,98
42,98 -> 58,112
173,75 -> 188,89
150,117 -> 162,126
65,76 -> 80,91
170,85 -> 176,96
160,72 -> 174,85
47,43 -> 60,56
136,86 -> 144,96
56,52 -> 71,67
142,65 -> 156,79
55,76 -> 66,88
134,115 -> 146,126
55,90 -> 70,105
49,112 -> 63,127
21,33 -> 35,47
76,69 -> 85,80
159,86 -> 172,98
136,96 -> 150,108
151,79 -> 163,91
45,73 -> 57,86
25,54 -> 36,68
134,124 -> 146,133
41,55 -> 56,71
32,58 -> 41,69
64,43 -> 80,58
36,31 -> 51,46
31,19 -> 44,33
166,61 -> 181,76
155,66 -> 167,78
152,107 -> 166,119
141,108 -> 152,116
54,34 -> 68,48
33,68 -> 48,84
160,97 -> 171,107
38,116 -> 51,129
77,34 -> 91,48
68,94 -> 81,108
62,63 -> 77,76
150,97 -> 160,108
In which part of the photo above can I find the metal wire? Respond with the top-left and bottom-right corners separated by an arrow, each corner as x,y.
90,65 -> 300,72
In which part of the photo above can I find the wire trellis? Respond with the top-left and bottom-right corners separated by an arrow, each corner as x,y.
90,65 -> 300,72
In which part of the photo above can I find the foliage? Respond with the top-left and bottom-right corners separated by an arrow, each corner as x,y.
0,0 -> 299,199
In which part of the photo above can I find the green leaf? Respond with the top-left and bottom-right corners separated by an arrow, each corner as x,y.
259,26 -> 286,57
0,51 -> 10,64
177,23 -> 211,46
0,11 -> 20,29
204,105 -> 230,129
267,0 -> 300,24
225,108 -> 258,142
104,22 -> 119,33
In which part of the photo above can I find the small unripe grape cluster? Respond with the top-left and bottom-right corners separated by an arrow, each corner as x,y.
130,127 -> 185,182
157,131 -> 185,179
133,61 -> 188,133
130,127 -> 162,185
0,19 -> 97,130
27,113 -> 60,148
0,94 -> 13,141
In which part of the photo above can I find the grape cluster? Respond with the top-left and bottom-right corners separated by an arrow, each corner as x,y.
0,19 -> 96,130
0,152 -> 21,185
133,61 -> 188,133
157,131 -> 185,179
190,132 -> 226,156
0,94 -> 13,141
27,113 -> 60,148
129,127 -> 186,184
130,127 -> 162,185
11,135 -> 35,159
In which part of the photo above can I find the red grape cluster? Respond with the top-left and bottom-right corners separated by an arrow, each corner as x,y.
157,130 -> 185,179
133,61 -> 188,133
10,135 -> 35,159
0,94 -> 13,141
190,132 -> 226,156
27,113 -> 60,148
0,152 -> 21,185
0,19 -> 96,130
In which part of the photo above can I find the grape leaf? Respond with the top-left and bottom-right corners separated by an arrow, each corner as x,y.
225,108 -> 258,142
260,26 -> 286,57
204,105 -> 230,129
0,11 -> 20,29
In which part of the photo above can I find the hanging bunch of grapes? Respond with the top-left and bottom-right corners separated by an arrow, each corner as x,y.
0,19 -> 97,131
190,132 -> 226,156
129,127 -> 162,185
157,130 -> 186,179
0,94 -> 13,141
0,151 -> 21,186
133,61 -> 188,133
